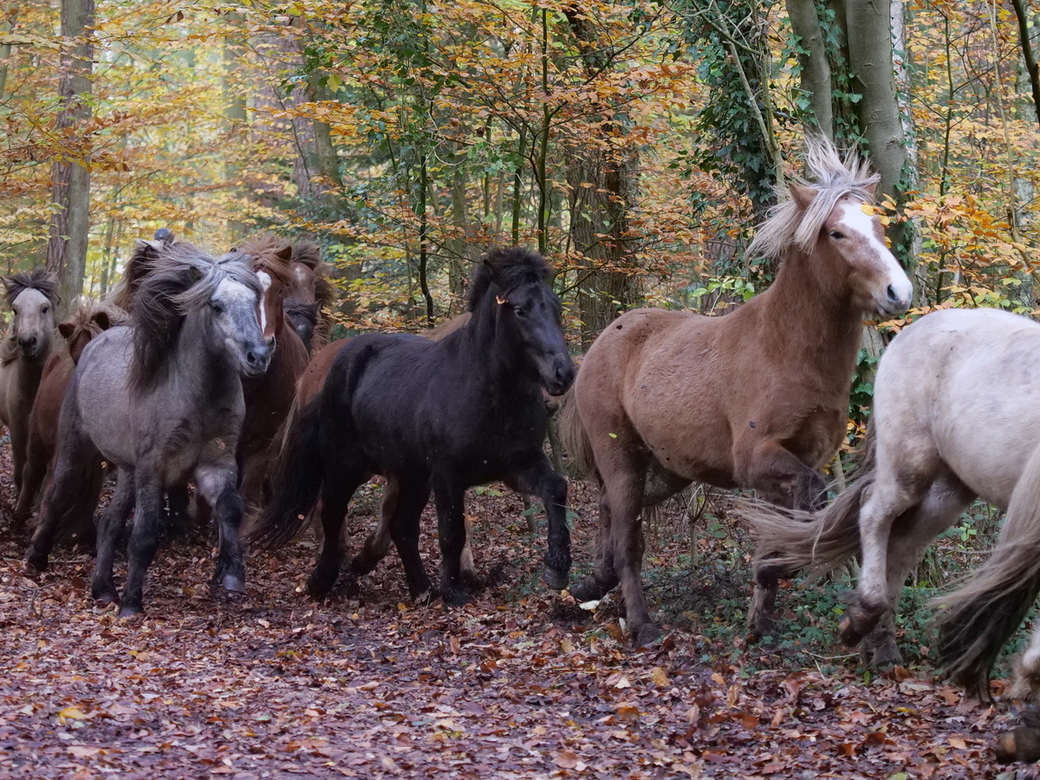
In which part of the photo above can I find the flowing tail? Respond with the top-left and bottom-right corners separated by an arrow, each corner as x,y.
935,446 -> 1040,699
747,433 -> 877,576
556,388 -> 596,480
248,395 -> 325,548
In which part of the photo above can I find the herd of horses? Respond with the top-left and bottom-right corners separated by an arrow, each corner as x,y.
2,137 -> 1040,720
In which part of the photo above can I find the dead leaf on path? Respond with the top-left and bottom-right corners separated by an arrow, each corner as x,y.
651,666 -> 669,687
555,750 -> 579,769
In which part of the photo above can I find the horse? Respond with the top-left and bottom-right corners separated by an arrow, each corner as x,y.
557,136 -> 913,647
13,298 -> 125,529
235,234 -> 310,505
251,247 -> 575,605
751,307 -> 1040,699
0,269 -> 60,504
283,240 -> 336,352
26,240 -> 270,617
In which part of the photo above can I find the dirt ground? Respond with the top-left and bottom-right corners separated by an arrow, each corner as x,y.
0,446 -> 1034,779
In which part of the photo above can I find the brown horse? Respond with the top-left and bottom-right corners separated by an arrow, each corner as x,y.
236,234 -> 311,505
0,269 -> 60,506
558,137 -> 914,646
14,299 -> 126,528
283,240 -> 336,352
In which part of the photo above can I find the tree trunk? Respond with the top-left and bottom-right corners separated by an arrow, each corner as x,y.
786,0 -> 833,137
223,18 -> 248,241
46,0 -> 95,309
1011,0 -> 1040,128
0,12 -> 16,98
563,4 -> 640,347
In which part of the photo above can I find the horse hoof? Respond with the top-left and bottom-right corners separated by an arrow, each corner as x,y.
633,623 -> 664,648
24,552 -> 48,574
839,614 -> 865,647
543,566 -> 568,591
306,573 -> 337,598
569,577 -> 611,603
91,584 -> 119,604
222,574 -> 246,594
862,635 -> 903,669
442,588 -> 473,607
117,604 -> 143,619
747,612 -> 777,643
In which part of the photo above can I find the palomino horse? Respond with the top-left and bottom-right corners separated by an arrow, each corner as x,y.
0,270 -> 60,504
283,240 -> 336,352
559,137 -> 913,646
26,240 -> 270,616
252,248 -> 574,605
236,234 -> 310,505
754,307 -> 1040,699
14,299 -> 125,529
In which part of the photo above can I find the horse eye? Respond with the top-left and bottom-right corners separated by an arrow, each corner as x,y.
514,307 -> 526,319
211,301 -> 225,313
830,230 -> 845,240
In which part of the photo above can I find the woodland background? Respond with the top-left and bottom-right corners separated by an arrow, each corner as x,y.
5,0 -> 1040,365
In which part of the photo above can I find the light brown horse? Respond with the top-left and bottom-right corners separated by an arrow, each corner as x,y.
0,269 -> 60,506
283,240 -> 336,352
559,137 -> 913,646
14,299 -> 126,529
236,234 -> 311,505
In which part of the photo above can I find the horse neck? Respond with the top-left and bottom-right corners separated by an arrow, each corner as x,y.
175,313 -> 239,397
758,246 -> 864,368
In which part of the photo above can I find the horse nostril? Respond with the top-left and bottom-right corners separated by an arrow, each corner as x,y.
266,335 -> 276,350
886,284 -> 899,303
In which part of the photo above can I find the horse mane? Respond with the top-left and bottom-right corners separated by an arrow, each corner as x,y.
747,136 -> 880,261
4,268 -> 60,308
108,240 -> 166,312
62,297 -> 128,341
129,241 -> 261,396
466,247 -> 549,312
237,233 -> 295,288
292,240 -> 337,347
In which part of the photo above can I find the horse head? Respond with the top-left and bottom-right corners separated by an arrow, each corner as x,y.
478,247 -> 576,396
3,269 -> 59,361
58,298 -> 127,364
236,234 -> 299,349
283,240 -> 334,350
129,241 -> 271,393
750,137 -> 913,317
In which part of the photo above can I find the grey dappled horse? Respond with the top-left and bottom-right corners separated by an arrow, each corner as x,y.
26,241 -> 270,616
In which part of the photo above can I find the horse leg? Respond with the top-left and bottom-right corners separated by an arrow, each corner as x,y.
91,468 -> 135,604
119,469 -> 164,617
308,473 -> 363,597
195,459 -> 246,594
569,487 -> 619,602
25,429 -> 100,572
386,480 -> 434,602
745,441 -> 829,639
503,454 -> 571,590
1010,628 -> 1040,702
350,475 -> 398,577
432,477 -> 472,606
860,476 -> 975,667
9,419 -> 29,495
165,483 -> 192,540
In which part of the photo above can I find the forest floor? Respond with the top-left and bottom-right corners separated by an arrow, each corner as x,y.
0,444 -> 1036,779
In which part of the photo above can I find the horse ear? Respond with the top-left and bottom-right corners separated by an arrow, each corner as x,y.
94,310 -> 111,331
58,321 -> 75,341
862,179 -> 878,201
277,245 -> 294,263
2,277 -> 15,296
789,183 -> 815,211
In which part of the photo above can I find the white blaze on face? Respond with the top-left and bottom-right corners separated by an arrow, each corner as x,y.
257,271 -> 273,334
213,278 -> 260,355
837,201 -> 913,308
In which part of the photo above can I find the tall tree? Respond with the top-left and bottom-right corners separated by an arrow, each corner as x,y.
46,0 -> 95,308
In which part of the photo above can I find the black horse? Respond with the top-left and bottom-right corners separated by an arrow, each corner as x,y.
252,247 -> 576,604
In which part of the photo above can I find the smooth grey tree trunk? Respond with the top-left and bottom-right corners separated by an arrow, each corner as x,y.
786,0 -> 833,138
46,0 -> 95,309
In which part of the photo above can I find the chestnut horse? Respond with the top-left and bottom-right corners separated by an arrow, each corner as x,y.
14,299 -> 126,529
0,269 -> 60,504
283,240 -> 336,352
236,234 -> 310,504
559,137 -> 913,646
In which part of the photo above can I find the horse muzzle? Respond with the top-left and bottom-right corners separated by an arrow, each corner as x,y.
242,343 -> 272,377
542,357 -> 576,397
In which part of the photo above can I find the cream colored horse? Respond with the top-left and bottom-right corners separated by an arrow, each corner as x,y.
0,269 -> 60,503
752,306 -> 1040,699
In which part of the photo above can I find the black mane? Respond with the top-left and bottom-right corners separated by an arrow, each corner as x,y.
466,247 -> 549,313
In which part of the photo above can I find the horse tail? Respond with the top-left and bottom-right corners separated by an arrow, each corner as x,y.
249,394 -> 324,548
935,446 -> 1040,699
747,432 -> 877,575
556,388 -> 597,480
